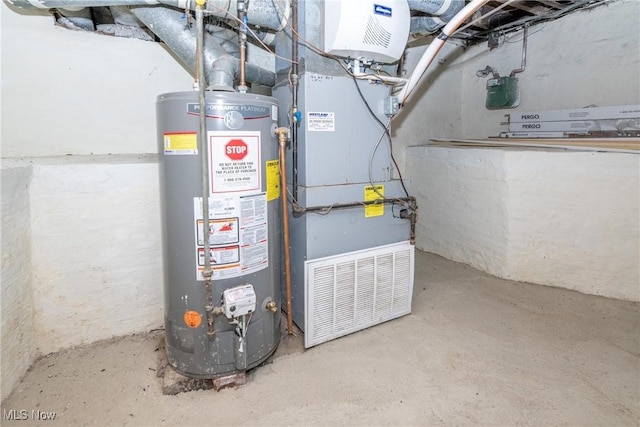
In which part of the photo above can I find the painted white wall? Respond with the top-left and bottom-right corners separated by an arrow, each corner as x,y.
1,4 -> 193,157
406,147 -> 640,302
29,157 -> 164,353
407,146 -> 510,274
1,1 -> 192,399
503,151 -> 640,301
0,165 -> 37,402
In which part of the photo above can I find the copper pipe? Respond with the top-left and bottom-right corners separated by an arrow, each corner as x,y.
275,127 -> 293,335
239,39 -> 247,88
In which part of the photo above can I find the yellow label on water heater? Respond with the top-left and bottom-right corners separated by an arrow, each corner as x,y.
163,132 -> 197,155
364,185 -> 384,218
266,160 -> 280,201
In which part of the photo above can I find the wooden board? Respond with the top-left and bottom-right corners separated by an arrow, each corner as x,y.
427,138 -> 640,153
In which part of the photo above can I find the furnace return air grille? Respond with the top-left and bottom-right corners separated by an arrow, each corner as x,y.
304,241 -> 414,348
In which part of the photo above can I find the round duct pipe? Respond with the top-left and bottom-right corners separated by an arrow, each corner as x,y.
410,16 -> 444,35
408,0 -> 465,21
131,7 -> 276,88
408,0 -> 465,36
7,0 -> 290,32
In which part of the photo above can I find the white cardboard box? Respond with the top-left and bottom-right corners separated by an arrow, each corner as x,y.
509,119 -> 639,133
509,105 -> 640,123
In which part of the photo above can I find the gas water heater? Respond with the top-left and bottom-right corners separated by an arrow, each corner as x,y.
157,91 -> 282,378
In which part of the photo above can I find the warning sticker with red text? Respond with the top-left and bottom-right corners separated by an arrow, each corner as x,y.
209,131 -> 261,194
193,193 -> 268,281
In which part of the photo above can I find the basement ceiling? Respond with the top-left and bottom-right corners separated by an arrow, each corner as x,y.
433,0 -> 610,46
44,0 -> 612,50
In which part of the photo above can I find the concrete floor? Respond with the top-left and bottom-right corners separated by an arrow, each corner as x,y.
2,251 -> 639,426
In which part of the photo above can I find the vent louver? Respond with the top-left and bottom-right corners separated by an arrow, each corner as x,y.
363,15 -> 392,48
305,241 -> 414,348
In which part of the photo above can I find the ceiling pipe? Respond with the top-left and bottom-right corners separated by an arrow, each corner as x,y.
6,0 -> 290,32
131,7 -> 275,88
397,0 -> 491,108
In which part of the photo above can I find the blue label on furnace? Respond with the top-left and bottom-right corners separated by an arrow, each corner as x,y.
373,4 -> 392,17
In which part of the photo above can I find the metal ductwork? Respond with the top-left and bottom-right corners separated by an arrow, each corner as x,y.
110,5 -> 143,26
410,16 -> 445,35
54,8 -> 95,31
408,0 -> 465,36
206,25 -> 241,57
408,0 -> 465,20
131,7 -> 275,88
6,0 -> 289,31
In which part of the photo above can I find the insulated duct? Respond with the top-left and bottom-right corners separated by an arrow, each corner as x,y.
131,7 -> 275,88
410,16 -> 443,35
206,25 -> 241,56
53,8 -> 95,31
408,0 -> 465,20
6,0 -> 290,31
408,0 -> 465,36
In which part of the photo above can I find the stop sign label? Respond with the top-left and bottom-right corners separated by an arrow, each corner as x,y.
225,139 -> 248,161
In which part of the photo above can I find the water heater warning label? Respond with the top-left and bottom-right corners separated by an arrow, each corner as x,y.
209,131 -> 261,194
163,132 -> 197,155
193,193 -> 268,281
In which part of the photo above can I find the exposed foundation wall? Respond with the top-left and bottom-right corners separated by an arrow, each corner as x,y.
1,2 -> 192,400
406,147 -> 640,302
1,165 -> 36,402
502,151 -> 639,301
28,157 -> 165,352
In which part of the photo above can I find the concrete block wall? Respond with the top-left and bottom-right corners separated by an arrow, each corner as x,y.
406,147 -> 640,302
29,157 -> 164,352
1,165 -> 36,402
502,151 -> 639,301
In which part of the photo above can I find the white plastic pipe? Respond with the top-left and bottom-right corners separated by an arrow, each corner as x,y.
397,0 -> 491,106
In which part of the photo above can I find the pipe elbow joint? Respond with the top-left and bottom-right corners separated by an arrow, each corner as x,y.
208,55 -> 235,89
